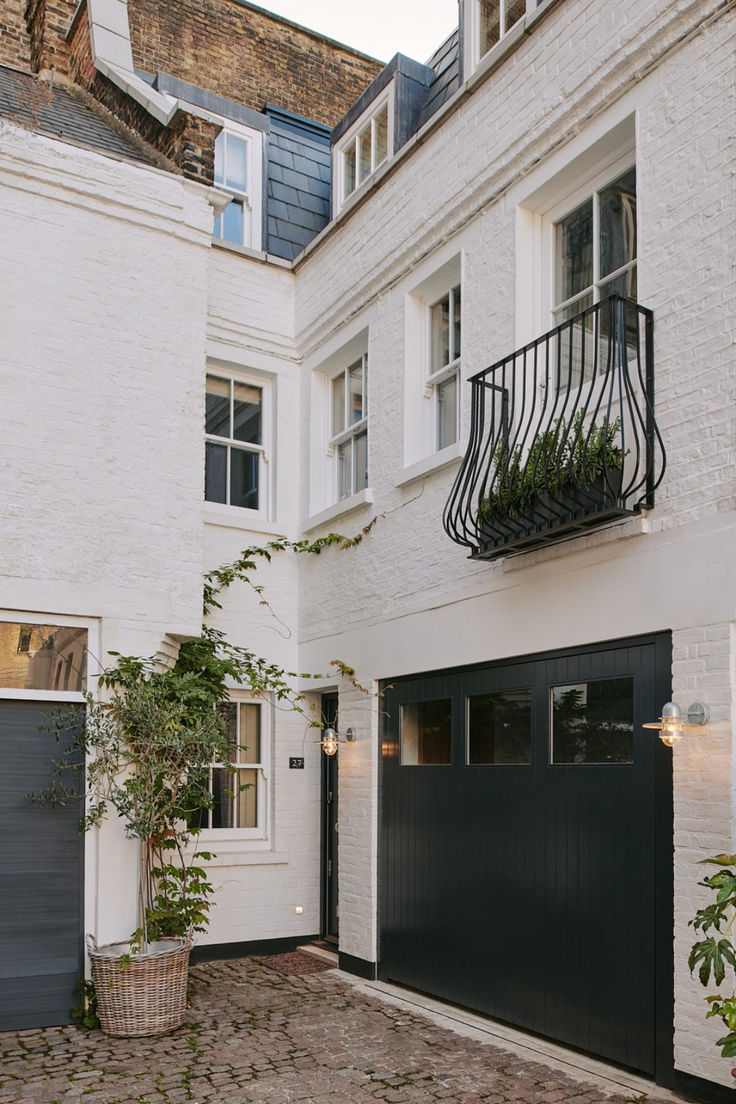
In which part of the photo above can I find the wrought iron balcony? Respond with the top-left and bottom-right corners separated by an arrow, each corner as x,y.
443,296 -> 666,559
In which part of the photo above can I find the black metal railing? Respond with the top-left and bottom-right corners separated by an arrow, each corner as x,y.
443,296 -> 666,559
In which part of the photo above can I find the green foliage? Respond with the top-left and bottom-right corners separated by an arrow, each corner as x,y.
34,526 -> 374,952
477,413 -> 624,525
689,853 -> 736,1062
71,978 -> 100,1030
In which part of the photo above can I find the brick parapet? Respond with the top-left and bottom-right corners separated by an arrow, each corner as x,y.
65,3 -> 217,184
127,0 -> 383,128
24,0 -> 76,76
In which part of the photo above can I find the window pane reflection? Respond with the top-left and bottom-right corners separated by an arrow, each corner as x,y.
437,375 -> 457,449
401,699 -> 452,765
205,376 -> 230,437
232,383 -> 262,444
480,0 -> 500,52
556,199 -> 593,305
230,448 -> 259,510
467,688 -> 532,764
0,623 -> 87,692
205,442 -> 227,503
551,677 -> 634,764
599,168 -> 637,280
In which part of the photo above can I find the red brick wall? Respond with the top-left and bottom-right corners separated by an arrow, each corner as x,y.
24,0 -> 76,76
0,0 -> 31,69
128,0 -> 383,128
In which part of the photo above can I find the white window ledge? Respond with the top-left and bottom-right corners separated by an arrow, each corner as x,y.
396,443 -> 463,488
193,844 -> 289,868
203,501 -> 286,536
304,488 -> 374,532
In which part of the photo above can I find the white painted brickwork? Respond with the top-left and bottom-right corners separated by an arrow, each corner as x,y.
0,0 -> 733,1090
291,0 -> 735,1088
0,123 -> 211,652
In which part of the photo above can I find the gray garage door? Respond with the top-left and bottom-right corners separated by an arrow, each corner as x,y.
0,701 -> 84,1030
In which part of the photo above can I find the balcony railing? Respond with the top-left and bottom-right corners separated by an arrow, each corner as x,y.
443,296 -> 666,559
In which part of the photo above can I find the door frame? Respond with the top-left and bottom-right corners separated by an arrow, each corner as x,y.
320,692 -> 339,943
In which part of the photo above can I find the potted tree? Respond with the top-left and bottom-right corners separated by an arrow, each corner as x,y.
46,655 -> 232,1036
38,528 -> 373,1037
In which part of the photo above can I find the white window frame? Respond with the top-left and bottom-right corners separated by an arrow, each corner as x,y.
463,0 -> 532,75
335,87 -> 394,208
401,255 -> 464,478
543,158 -> 637,329
0,612 -> 98,702
515,115 -> 636,348
329,352 -> 368,502
204,369 -> 270,520
426,284 -> 461,453
197,698 -> 268,841
212,117 -> 263,252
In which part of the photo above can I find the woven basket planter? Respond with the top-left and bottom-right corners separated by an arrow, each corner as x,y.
87,934 -> 192,1037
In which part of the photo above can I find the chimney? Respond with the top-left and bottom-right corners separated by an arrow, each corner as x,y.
25,0 -> 78,78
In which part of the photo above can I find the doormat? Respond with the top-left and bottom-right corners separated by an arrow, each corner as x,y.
257,950 -> 333,975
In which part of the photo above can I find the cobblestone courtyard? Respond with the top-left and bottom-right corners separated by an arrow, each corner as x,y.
0,953 -> 687,1104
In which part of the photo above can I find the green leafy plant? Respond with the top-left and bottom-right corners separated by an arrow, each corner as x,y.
688,853 -> 736,1061
71,978 -> 100,1030
35,525 -> 376,953
477,414 -> 624,525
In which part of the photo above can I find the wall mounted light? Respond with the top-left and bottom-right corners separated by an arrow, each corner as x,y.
643,701 -> 709,746
318,725 -> 357,756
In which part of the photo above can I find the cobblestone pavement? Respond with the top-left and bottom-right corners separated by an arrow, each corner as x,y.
0,952 -> 685,1104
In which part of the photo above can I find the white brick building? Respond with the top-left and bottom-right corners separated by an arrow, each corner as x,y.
0,0 -> 733,1099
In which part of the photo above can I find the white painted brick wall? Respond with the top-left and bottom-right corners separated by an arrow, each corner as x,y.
289,0 -> 735,1087
672,622 -> 736,1088
0,123 -> 211,650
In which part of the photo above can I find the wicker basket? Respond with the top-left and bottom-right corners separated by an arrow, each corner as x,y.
87,934 -> 192,1037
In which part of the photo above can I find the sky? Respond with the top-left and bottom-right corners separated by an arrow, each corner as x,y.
254,1 -> 459,63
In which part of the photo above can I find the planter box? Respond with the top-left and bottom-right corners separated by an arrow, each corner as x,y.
476,471 -> 629,559
87,935 -> 191,1037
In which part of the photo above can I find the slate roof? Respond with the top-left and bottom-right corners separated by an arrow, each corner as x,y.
0,65 -> 156,166
417,28 -> 460,130
265,106 -> 331,261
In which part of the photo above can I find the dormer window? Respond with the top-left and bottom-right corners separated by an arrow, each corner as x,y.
479,0 -> 525,54
213,122 -> 263,251
337,92 -> 392,206
463,0 -> 527,76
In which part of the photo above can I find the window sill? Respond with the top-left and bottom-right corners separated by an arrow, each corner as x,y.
203,501 -> 286,535
304,488 -> 374,532
211,237 -> 292,269
395,443 -> 462,487
193,842 -> 289,868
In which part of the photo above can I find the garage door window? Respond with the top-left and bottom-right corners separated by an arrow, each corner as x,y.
0,623 -> 87,692
551,676 -> 634,764
401,699 -> 452,764
467,688 -> 532,764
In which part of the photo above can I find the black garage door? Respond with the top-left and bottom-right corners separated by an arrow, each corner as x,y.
0,701 -> 84,1031
380,634 -> 672,1079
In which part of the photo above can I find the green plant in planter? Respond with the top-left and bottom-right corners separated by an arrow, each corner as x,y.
689,853 -> 736,1062
45,660 -> 231,949
37,524 -> 376,952
477,414 -> 624,525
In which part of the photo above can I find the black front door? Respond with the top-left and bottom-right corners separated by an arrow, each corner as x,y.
0,701 -> 84,1030
321,693 -> 339,943
380,634 -> 672,1079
